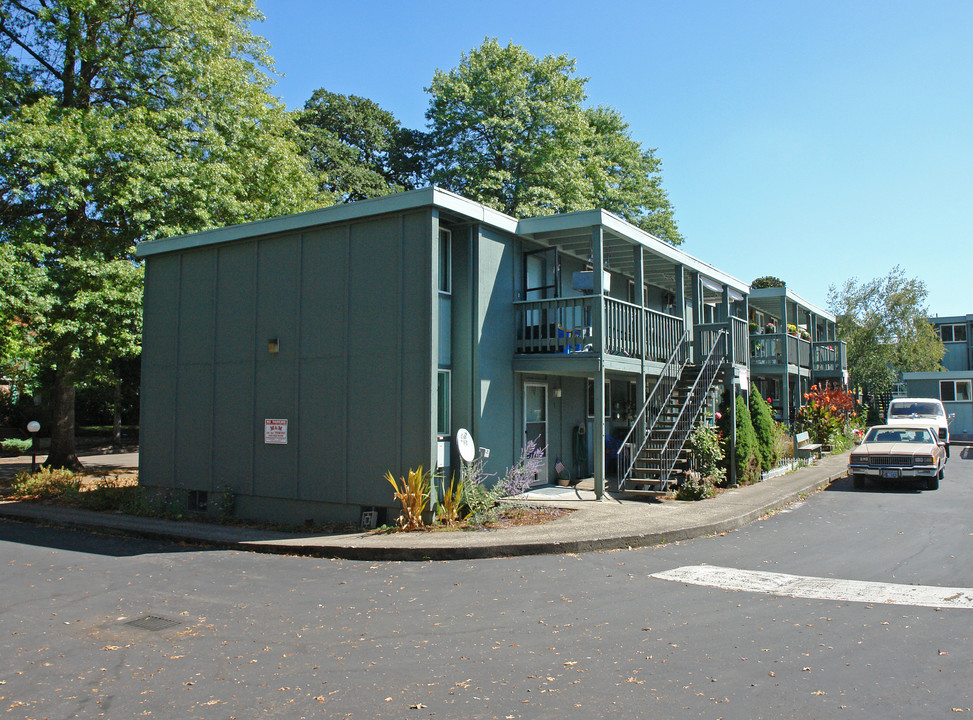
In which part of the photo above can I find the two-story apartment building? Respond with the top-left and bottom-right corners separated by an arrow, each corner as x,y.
901,314 -> 973,441
747,285 -> 847,425
137,188 -> 757,524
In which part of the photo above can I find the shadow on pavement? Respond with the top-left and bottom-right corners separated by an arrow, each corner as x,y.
826,474 -> 926,494
0,516 -> 193,557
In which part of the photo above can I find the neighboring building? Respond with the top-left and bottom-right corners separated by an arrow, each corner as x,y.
747,285 -> 847,425
901,314 -> 973,441
137,188 -> 825,524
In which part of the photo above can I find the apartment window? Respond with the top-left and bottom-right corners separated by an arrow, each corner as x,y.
437,370 -> 451,435
940,380 -> 971,402
938,323 -> 967,343
586,379 -> 611,418
439,228 -> 451,295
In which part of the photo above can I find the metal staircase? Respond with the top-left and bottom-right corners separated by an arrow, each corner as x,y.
618,329 -> 729,496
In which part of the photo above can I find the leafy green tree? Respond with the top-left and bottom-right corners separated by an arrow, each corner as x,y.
296,88 -> 424,202
751,276 -> 785,289
0,0 -> 320,468
749,387 -> 778,471
828,266 -> 944,398
582,106 -> 680,242
425,38 -> 682,243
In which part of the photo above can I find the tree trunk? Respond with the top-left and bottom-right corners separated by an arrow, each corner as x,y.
112,376 -> 123,449
44,365 -> 84,471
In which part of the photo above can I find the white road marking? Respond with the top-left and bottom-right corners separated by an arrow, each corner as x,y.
651,565 -> 973,609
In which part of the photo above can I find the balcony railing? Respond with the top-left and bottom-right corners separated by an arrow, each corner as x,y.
750,332 -> 811,369
812,340 -> 847,373
696,316 -> 749,366
514,296 -> 685,361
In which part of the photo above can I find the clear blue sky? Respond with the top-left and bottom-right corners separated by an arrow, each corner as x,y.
254,0 -> 972,316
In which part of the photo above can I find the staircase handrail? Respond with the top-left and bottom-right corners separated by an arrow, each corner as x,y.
617,329 -> 690,491
654,329 -> 728,489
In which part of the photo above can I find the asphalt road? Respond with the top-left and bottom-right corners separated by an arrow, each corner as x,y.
2,450 -> 971,719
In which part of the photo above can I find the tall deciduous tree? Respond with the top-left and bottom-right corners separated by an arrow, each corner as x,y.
296,88 -> 424,202
425,38 -> 682,243
0,0 -> 320,468
828,266 -> 944,397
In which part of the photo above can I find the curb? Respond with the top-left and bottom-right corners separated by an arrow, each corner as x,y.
0,463 -> 849,561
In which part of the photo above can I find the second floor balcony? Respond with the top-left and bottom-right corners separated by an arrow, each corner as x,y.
750,332 -> 847,375
515,296 -> 749,369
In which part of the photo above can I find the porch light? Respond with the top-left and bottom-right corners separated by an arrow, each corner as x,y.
268,337 -> 279,354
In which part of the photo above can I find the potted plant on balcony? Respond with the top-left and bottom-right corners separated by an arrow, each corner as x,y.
764,322 -> 776,334
787,323 -> 799,336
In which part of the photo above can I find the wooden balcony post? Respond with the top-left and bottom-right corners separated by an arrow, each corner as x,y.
633,244 -> 646,444
592,225 -> 606,500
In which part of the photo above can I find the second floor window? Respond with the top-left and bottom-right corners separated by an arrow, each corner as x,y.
938,323 -> 967,343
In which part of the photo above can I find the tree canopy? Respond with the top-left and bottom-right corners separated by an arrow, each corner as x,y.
828,266 -> 944,397
295,88 -> 424,202
751,276 -> 785,289
424,38 -> 682,243
0,0 -> 320,466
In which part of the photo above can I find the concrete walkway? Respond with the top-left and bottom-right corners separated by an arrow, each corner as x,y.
0,450 -> 851,561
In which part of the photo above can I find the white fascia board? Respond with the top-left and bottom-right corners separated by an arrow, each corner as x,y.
518,210 -> 750,296
135,187 -> 519,258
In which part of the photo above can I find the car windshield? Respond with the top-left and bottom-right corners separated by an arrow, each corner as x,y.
864,428 -> 934,444
889,402 -> 943,418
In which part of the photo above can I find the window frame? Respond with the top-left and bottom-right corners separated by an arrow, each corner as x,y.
438,228 -> 451,296
437,369 -> 451,436
940,379 -> 971,402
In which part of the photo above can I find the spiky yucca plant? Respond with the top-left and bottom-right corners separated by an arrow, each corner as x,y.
435,472 -> 465,526
384,466 -> 431,531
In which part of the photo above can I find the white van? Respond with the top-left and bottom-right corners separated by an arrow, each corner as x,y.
886,397 -> 953,456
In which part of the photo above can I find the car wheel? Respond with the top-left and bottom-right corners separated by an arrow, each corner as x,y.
852,474 -> 865,490
927,476 -> 939,491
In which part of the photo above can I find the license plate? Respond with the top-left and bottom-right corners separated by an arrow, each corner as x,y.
881,469 -> 901,479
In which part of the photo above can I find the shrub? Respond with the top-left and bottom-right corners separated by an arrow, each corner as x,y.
734,395 -> 761,485
676,472 -> 715,501
384,466 -> 431,531
1,438 -> 32,456
749,388 -> 778,471
11,467 -> 82,499
796,383 -> 860,445
773,420 -> 793,460
687,424 -> 725,487
461,439 -> 546,526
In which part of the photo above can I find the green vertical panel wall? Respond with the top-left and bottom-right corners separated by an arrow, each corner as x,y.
140,255 -> 181,488
173,249 -> 217,488
252,235 -> 301,499
141,206 -> 438,519
297,225 -> 349,502
212,243 -> 256,494
450,225 -> 475,443
475,226 -> 516,468
399,210 -> 435,481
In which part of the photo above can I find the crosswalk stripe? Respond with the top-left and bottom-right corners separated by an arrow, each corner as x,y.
651,565 -> 973,609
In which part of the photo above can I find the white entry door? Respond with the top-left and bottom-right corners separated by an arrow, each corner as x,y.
523,382 -> 549,486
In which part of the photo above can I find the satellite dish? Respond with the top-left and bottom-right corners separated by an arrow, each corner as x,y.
456,428 -> 476,463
